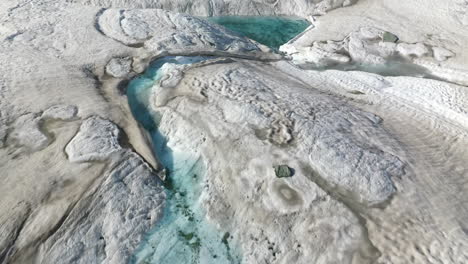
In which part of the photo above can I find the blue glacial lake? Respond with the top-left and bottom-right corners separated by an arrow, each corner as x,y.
208,16 -> 310,49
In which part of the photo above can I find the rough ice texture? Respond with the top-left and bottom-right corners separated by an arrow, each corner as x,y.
42,105 -> 78,120
0,81 -> 12,149
65,116 -> 122,162
154,59 -> 404,204
147,58 -> 406,263
281,0 -> 468,86
273,59 -> 468,264
105,57 -> 133,78
148,45 -> 468,262
97,8 -> 270,57
10,113 -> 50,151
451,0 -> 468,25
39,150 -> 165,264
72,0 -> 357,17
7,105 -> 77,152
432,47 -> 455,62
282,27 -> 454,67
0,128 -> 6,148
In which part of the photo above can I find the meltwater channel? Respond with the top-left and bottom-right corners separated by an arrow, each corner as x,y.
127,16 -> 310,264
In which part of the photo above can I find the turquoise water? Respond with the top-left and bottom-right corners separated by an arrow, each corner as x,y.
208,16 -> 310,49
127,56 -> 241,264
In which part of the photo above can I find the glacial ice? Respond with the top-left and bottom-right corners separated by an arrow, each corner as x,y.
2,1 -> 468,264
126,51 -> 406,263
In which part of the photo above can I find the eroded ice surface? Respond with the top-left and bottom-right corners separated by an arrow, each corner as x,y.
128,56 -> 241,264
208,16 -> 310,49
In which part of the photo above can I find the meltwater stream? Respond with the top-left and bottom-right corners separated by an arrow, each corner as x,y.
128,56 -> 241,264
127,16 -> 310,264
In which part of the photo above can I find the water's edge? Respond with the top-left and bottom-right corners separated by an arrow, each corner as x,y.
207,16 -> 310,49
128,56 -> 241,264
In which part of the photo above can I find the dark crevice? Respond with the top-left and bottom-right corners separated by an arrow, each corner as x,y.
82,64 -> 111,103
116,79 -> 130,95
117,124 -> 160,174
94,8 -> 107,36
93,8 -> 146,48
